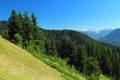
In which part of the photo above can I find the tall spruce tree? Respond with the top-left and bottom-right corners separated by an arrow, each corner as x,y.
8,10 -> 22,43
22,11 -> 31,46
31,13 -> 37,26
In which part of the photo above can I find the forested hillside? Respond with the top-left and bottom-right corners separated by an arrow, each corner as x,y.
0,10 -> 120,80
43,30 -> 120,80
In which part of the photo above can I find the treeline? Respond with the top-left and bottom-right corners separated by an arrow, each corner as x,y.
1,10 -> 45,54
0,10 -> 120,80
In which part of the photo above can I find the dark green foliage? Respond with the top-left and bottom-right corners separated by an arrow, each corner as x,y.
0,21 -> 8,32
45,38 -> 57,56
13,33 -> 22,46
8,10 -> 22,41
0,20 -> 9,39
6,10 -> 45,54
82,58 -> 100,75
43,30 -> 93,45
58,37 -> 77,58
31,13 -> 37,26
43,30 -> 120,80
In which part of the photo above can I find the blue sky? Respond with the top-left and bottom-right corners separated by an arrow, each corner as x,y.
1,0 -> 120,30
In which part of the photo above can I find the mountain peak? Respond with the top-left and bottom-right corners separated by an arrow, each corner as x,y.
80,28 -> 112,40
81,28 -> 101,33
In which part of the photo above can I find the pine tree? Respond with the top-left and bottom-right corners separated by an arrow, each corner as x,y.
45,38 -> 57,56
22,10 -> 31,46
58,37 -> 73,58
18,13 -> 23,32
8,10 -> 22,43
31,13 -> 37,26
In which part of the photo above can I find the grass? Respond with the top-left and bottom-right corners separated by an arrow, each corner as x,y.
48,59 -> 81,79
34,52 -> 112,80
36,55 -> 86,80
0,37 -> 64,80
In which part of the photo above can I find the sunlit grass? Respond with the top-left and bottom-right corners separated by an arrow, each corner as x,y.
0,37 -> 64,80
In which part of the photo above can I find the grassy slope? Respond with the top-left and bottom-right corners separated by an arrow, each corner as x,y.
0,37 -> 111,80
0,37 -> 64,80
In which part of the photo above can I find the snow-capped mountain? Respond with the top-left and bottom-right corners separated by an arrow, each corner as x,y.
80,29 -> 112,40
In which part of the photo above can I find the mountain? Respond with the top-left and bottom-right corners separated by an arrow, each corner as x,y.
0,36 -> 64,80
99,28 -> 120,46
81,29 -> 112,40
43,29 -> 95,44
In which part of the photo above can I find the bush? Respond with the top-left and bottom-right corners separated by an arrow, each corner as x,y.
13,33 -> 22,46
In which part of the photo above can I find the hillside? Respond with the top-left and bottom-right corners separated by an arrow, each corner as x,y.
99,28 -> 120,46
0,35 -> 110,80
43,29 -> 95,44
0,36 -> 64,80
43,29 -> 120,80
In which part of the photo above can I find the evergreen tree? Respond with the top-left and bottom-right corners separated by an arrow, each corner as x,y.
58,37 -> 76,58
45,38 -> 57,56
22,10 -> 31,46
18,13 -> 23,33
8,10 -> 22,43
31,13 -> 37,26
0,21 -> 9,39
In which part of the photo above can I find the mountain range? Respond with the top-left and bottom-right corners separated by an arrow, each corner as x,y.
80,29 -> 112,40
81,28 -> 120,47
99,28 -> 120,46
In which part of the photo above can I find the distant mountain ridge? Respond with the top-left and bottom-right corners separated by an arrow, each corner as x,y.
99,28 -> 120,46
80,29 -> 112,40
